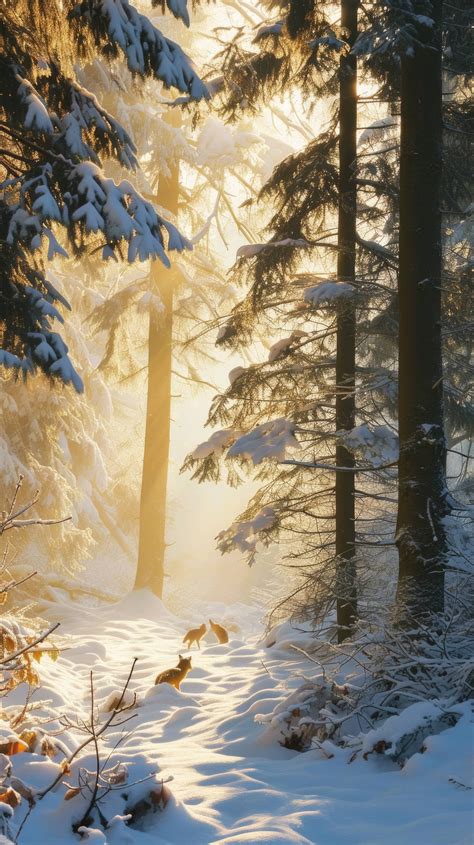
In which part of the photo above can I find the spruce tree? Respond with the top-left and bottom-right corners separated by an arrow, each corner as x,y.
85,47 -> 263,598
0,0 -> 208,385
184,1 -> 398,637
356,0 -> 473,617
397,0 -> 449,615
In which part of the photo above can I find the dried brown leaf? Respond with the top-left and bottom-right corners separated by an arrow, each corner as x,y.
0,739 -> 28,756
0,786 -> 21,808
9,777 -> 35,806
40,737 -> 57,759
18,730 -> 37,752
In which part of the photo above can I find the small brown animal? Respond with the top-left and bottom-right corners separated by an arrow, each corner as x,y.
155,655 -> 192,689
209,618 -> 229,644
183,622 -> 207,649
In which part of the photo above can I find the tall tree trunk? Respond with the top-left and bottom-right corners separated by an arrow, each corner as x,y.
396,0 -> 446,617
134,150 -> 179,596
335,0 -> 359,642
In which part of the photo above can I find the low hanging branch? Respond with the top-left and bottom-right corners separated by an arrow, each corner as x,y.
0,476 -> 72,535
282,459 -> 398,472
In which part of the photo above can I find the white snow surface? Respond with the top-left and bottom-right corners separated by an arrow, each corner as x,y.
5,592 -> 473,845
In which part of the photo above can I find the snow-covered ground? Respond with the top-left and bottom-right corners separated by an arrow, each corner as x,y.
4,592 -> 473,844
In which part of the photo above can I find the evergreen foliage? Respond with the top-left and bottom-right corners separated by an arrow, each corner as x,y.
0,0 -> 208,386
186,0 -> 473,624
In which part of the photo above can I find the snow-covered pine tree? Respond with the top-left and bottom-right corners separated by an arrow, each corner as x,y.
396,0 -> 468,616
188,0 -> 473,630
0,0 -> 208,386
183,0 -> 403,637
356,0 -> 473,617
0,268 -> 133,595
82,26 -> 265,598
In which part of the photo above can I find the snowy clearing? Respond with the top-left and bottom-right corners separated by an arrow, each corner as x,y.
6,592 -> 472,845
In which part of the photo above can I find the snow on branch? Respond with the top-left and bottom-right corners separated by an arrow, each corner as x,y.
216,505 -> 277,560
236,238 -> 309,259
164,0 -> 191,27
184,419 -> 301,485
0,284 -> 83,390
55,80 -> 138,169
7,160 -> 192,267
70,0 -> 209,99
339,425 -> 399,467
189,429 -> 242,462
304,280 -> 355,308
361,701 -> 462,764
227,418 -> 300,465
268,331 -> 307,363
16,76 -> 54,135
358,117 -> 397,147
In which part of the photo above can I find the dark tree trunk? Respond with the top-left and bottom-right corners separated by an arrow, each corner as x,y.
396,0 -> 447,617
335,0 -> 359,642
134,155 -> 179,596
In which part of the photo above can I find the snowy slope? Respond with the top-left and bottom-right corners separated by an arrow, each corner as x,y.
6,592 -> 473,844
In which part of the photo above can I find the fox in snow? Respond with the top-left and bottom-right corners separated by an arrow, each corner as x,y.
155,655 -> 192,689
209,618 -> 229,644
182,622 -> 207,649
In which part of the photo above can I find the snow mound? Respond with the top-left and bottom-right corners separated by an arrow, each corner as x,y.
2,598 -> 471,845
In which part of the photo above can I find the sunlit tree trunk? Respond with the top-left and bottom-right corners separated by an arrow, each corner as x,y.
135,147 -> 179,596
335,0 -> 359,642
396,0 -> 446,617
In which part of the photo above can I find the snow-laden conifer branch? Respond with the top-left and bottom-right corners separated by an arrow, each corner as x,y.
69,0 -> 208,99
0,0 -> 208,385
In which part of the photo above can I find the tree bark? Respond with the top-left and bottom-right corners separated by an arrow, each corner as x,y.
134,148 -> 179,596
396,0 -> 447,617
335,0 -> 359,642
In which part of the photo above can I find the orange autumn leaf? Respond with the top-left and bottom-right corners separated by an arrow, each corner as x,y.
0,739 -> 28,756
19,730 -> 37,752
26,666 -> 40,687
2,634 -> 17,653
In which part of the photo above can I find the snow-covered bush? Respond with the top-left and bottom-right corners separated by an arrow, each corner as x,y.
258,605 -> 474,767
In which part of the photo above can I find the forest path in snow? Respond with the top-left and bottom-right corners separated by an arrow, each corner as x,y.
34,591 -> 473,845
